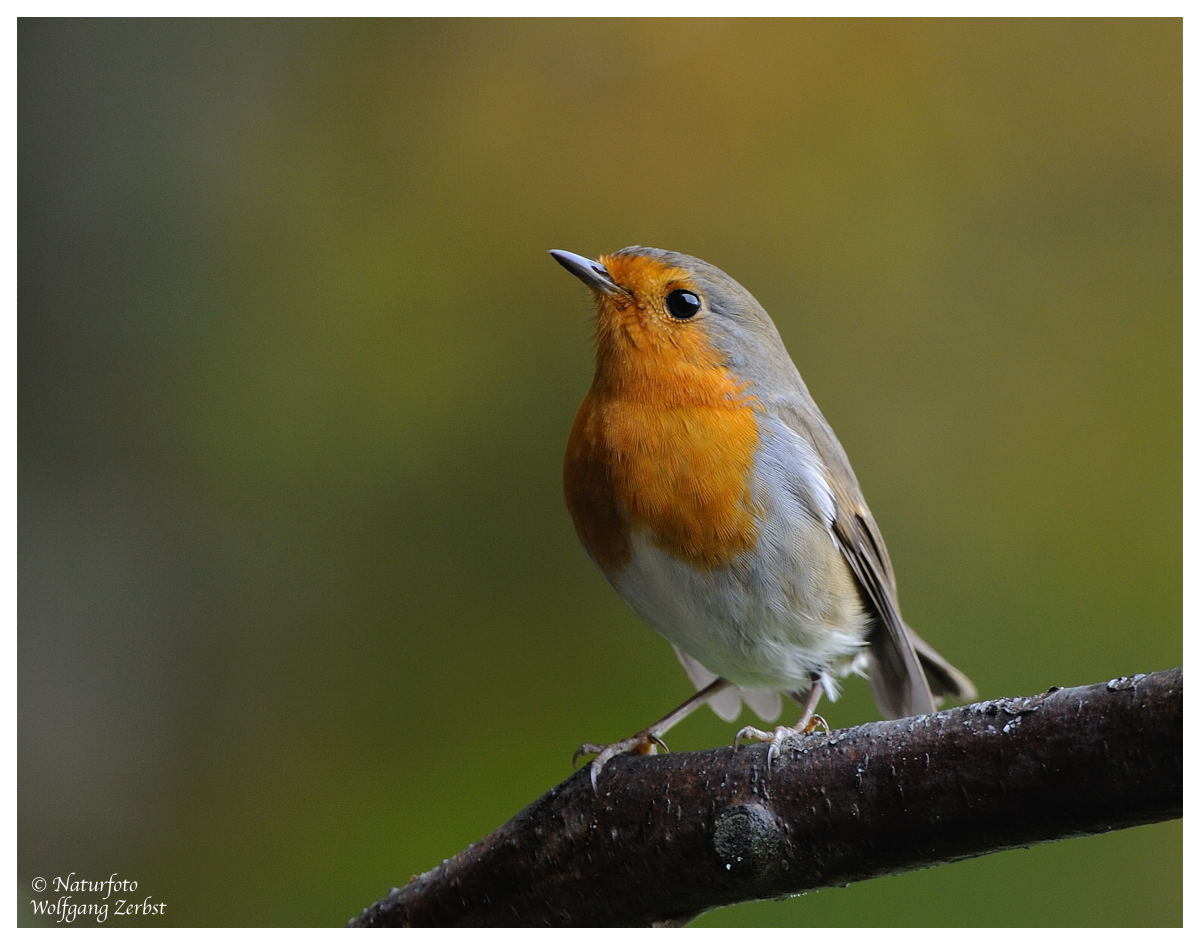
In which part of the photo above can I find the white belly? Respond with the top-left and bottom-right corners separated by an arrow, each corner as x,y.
612,516 -> 870,695
603,415 -> 873,718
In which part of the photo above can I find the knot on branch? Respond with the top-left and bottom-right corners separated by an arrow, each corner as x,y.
352,667 -> 1182,927
712,803 -> 786,880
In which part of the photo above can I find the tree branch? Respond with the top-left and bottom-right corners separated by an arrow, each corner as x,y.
351,667 -> 1182,927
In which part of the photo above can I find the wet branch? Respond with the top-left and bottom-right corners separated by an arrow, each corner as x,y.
351,667 -> 1182,927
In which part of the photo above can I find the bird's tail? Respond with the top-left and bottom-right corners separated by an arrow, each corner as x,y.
905,623 -> 977,703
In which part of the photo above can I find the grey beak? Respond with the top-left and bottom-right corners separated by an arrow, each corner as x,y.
548,249 -> 625,295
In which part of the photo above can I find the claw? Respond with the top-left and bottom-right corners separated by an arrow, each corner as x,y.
587,742 -> 628,792
572,743 -> 604,768
734,723 -> 821,773
570,679 -> 731,792
733,725 -> 774,748
571,731 -> 668,792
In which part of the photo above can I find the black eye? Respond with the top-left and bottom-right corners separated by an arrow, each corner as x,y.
665,289 -> 701,319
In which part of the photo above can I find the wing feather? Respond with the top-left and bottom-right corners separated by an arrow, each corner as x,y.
775,397 -> 936,718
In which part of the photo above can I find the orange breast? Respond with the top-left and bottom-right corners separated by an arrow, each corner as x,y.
564,329 -> 761,573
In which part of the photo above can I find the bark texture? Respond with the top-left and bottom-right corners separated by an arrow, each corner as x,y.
351,668 -> 1182,927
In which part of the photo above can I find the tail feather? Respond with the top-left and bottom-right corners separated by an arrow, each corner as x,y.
672,646 -> 741,721
866,650 -> 929,719
671,646 -> 783,722
906,624 -> 977,703
869,624 -> 976,718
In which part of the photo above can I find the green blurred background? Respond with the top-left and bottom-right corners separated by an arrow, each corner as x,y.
18,18 -> 1180,927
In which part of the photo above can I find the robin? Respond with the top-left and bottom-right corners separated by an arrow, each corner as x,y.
550,246 -> 975,787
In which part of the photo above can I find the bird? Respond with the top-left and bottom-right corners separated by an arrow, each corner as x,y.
550,246 -> 975,787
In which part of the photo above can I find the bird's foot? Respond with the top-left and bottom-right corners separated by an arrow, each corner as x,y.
572,731 -> 669,792
734,714 -> 829,770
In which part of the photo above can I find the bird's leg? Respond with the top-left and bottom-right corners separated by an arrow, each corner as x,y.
574,678 -> 732,791
734,673 -> 829,769
791,679 -> 830,734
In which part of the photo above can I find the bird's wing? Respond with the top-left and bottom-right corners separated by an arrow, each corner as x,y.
774,398 -> 935,719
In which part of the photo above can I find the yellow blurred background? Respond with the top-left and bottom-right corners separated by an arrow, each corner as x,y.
18,18 -> 1180,926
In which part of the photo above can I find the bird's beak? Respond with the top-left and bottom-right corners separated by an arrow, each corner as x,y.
548,249 -> 625,296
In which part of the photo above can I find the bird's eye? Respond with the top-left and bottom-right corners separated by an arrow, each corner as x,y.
665,289 -> 701,319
